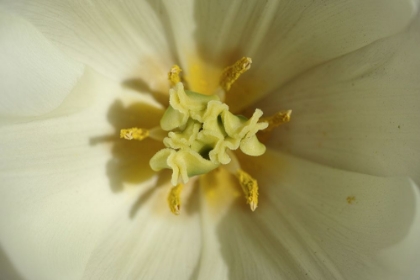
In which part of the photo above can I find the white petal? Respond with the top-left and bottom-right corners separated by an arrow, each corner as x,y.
146,1 -> 195,69
0,10 -> 84,117
0,68 -> 164,280
0,245 -> 24,280
191,0 -> 418,111
1,0 -> 175,90
210,150 -> 420,280
82,184 -> 202,280
258,13 -> 420,184
191,168 -> 241,280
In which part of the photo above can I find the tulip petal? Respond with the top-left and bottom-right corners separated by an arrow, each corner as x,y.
0,10 -> 84,117
192,0 -> 417,111
2,1 -> 417,111
82,185 -> 202,280
209,150 -> 420,280
0,1 -> 175,92
0,68 -> 164,279
257,13 -> 420,185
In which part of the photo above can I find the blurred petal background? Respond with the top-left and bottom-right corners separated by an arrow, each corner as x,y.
0,1 -> 420,279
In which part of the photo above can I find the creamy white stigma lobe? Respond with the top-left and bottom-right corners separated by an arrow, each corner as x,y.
150,82 -> 268,186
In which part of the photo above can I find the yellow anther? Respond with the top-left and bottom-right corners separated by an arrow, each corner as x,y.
120,128 -> 149,141
219,57 -> 252,92
168,65 -> 182,86
260,110 -> 292,132
236,169 -> 258,211
347,196 -> 356,205
168,183 -> 184,215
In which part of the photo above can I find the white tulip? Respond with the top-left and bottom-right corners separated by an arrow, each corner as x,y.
1,1 -> 420,280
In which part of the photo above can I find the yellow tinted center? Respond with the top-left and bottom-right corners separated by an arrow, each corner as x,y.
120,58 -> 291,215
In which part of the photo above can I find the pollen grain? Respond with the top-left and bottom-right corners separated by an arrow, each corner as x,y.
120,128 -> 150,141
168,64 -> 182,86
236,169 -> 259,211
219,57 -> 252,92
260,110 -> 292,133
168,183 -> 184,215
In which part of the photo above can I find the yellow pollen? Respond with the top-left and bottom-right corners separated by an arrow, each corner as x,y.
219,57 -> 252,92
236,169 -> 259,211
168,183 -> 184,215
347,196 -> 356,204
261,110 -> 292,132
120,128 -> 149,141
119,58 -> 288,215
168,64 -> 182,86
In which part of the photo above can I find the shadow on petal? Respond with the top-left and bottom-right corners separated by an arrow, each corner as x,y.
216,150 -> 419,279
192,1 -> 276,113
145,0 -> 181,64
0,244 -> 24,280
185,179 -> 202,216
122,78 -> 169,107
129,170 -> 171,218
90,100 -> 164,193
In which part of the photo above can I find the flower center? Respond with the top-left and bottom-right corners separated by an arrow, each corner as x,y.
150,82 -> 268,183
120,58 -> 291,215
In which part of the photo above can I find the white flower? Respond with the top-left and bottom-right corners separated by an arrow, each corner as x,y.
1,1 -> 420,280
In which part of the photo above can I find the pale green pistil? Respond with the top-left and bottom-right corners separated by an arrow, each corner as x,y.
150,82 -> 268,186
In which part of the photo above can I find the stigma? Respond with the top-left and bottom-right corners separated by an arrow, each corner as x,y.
121,57 -> 291,215
149,81 -> 268,185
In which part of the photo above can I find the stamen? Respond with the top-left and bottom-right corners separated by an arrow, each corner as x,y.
260,110 -> 292,132
120,59 -> 282,214
150,81 -> 267,186
120,128 -> 149,141
168,65 -> 182,87
168,183 -> 183,215
219,57 -> 252,92
236,169 -> 259,211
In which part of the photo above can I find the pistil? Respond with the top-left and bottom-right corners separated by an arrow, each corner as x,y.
120,57 -> 291,215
